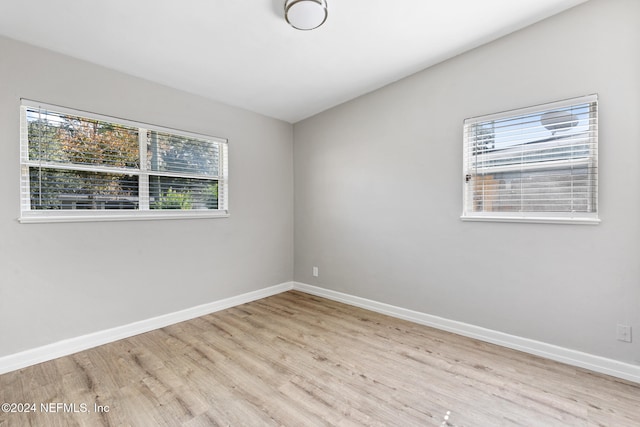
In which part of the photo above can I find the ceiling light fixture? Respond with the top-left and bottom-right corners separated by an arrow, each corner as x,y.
285,0 -> 328,31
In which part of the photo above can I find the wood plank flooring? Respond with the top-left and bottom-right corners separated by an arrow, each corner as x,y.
1,290 -> 639,426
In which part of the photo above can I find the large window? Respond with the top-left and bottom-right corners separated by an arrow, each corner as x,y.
20,100 -> 228,223
462,95 -> 599,224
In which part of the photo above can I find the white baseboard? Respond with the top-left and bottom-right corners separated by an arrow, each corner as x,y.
293,282 -> 640,384
3,280 -> 639,385
0,282 -> 294,375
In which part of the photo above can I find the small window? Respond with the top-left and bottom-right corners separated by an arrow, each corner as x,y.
462,95 -> 599,224
20,100 -> 228,223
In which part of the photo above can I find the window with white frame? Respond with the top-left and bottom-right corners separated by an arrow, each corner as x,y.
462,94 -> 599,224
20,100 -> 228,223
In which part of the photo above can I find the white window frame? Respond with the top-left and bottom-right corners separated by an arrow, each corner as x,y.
19,100 -> 229,223
461,95 -> 599,225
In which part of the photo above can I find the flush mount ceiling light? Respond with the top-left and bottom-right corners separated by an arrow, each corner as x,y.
285,0 -> 328,31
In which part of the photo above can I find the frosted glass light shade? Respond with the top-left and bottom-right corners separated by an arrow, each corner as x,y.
285,0 -> 328,31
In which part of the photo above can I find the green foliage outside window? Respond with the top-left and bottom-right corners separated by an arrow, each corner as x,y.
154,188 -> 193,210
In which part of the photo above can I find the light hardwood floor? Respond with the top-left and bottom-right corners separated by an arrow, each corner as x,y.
1,291 -> 639,426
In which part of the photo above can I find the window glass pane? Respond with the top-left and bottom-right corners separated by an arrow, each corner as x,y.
486,103 -> 593,151
149,176 -> 218,210
471,102 -> 595,171
473,166 -> 594,213
29,168 -> 139,210
147,131 -> 219,177
26,108 -> 139,169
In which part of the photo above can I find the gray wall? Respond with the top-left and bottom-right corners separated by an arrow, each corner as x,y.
294,0 -> 640,364
0,37 -> 294,357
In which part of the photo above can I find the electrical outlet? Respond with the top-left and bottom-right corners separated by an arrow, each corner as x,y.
312,266 -> 319,277
617,324 -> 632,343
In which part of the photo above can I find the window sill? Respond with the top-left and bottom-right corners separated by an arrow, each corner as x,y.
19,210 -> 230,224
460,215 -> 600,225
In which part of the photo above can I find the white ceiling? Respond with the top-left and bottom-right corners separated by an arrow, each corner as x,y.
0,0 -> 587,123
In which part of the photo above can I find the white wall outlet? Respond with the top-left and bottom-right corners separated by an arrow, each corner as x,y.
312,266 -> 319,277
617,324 -> 632,343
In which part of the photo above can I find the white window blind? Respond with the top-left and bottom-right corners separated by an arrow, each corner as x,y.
20,100 -> 229,223
462,95 -> 599,224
